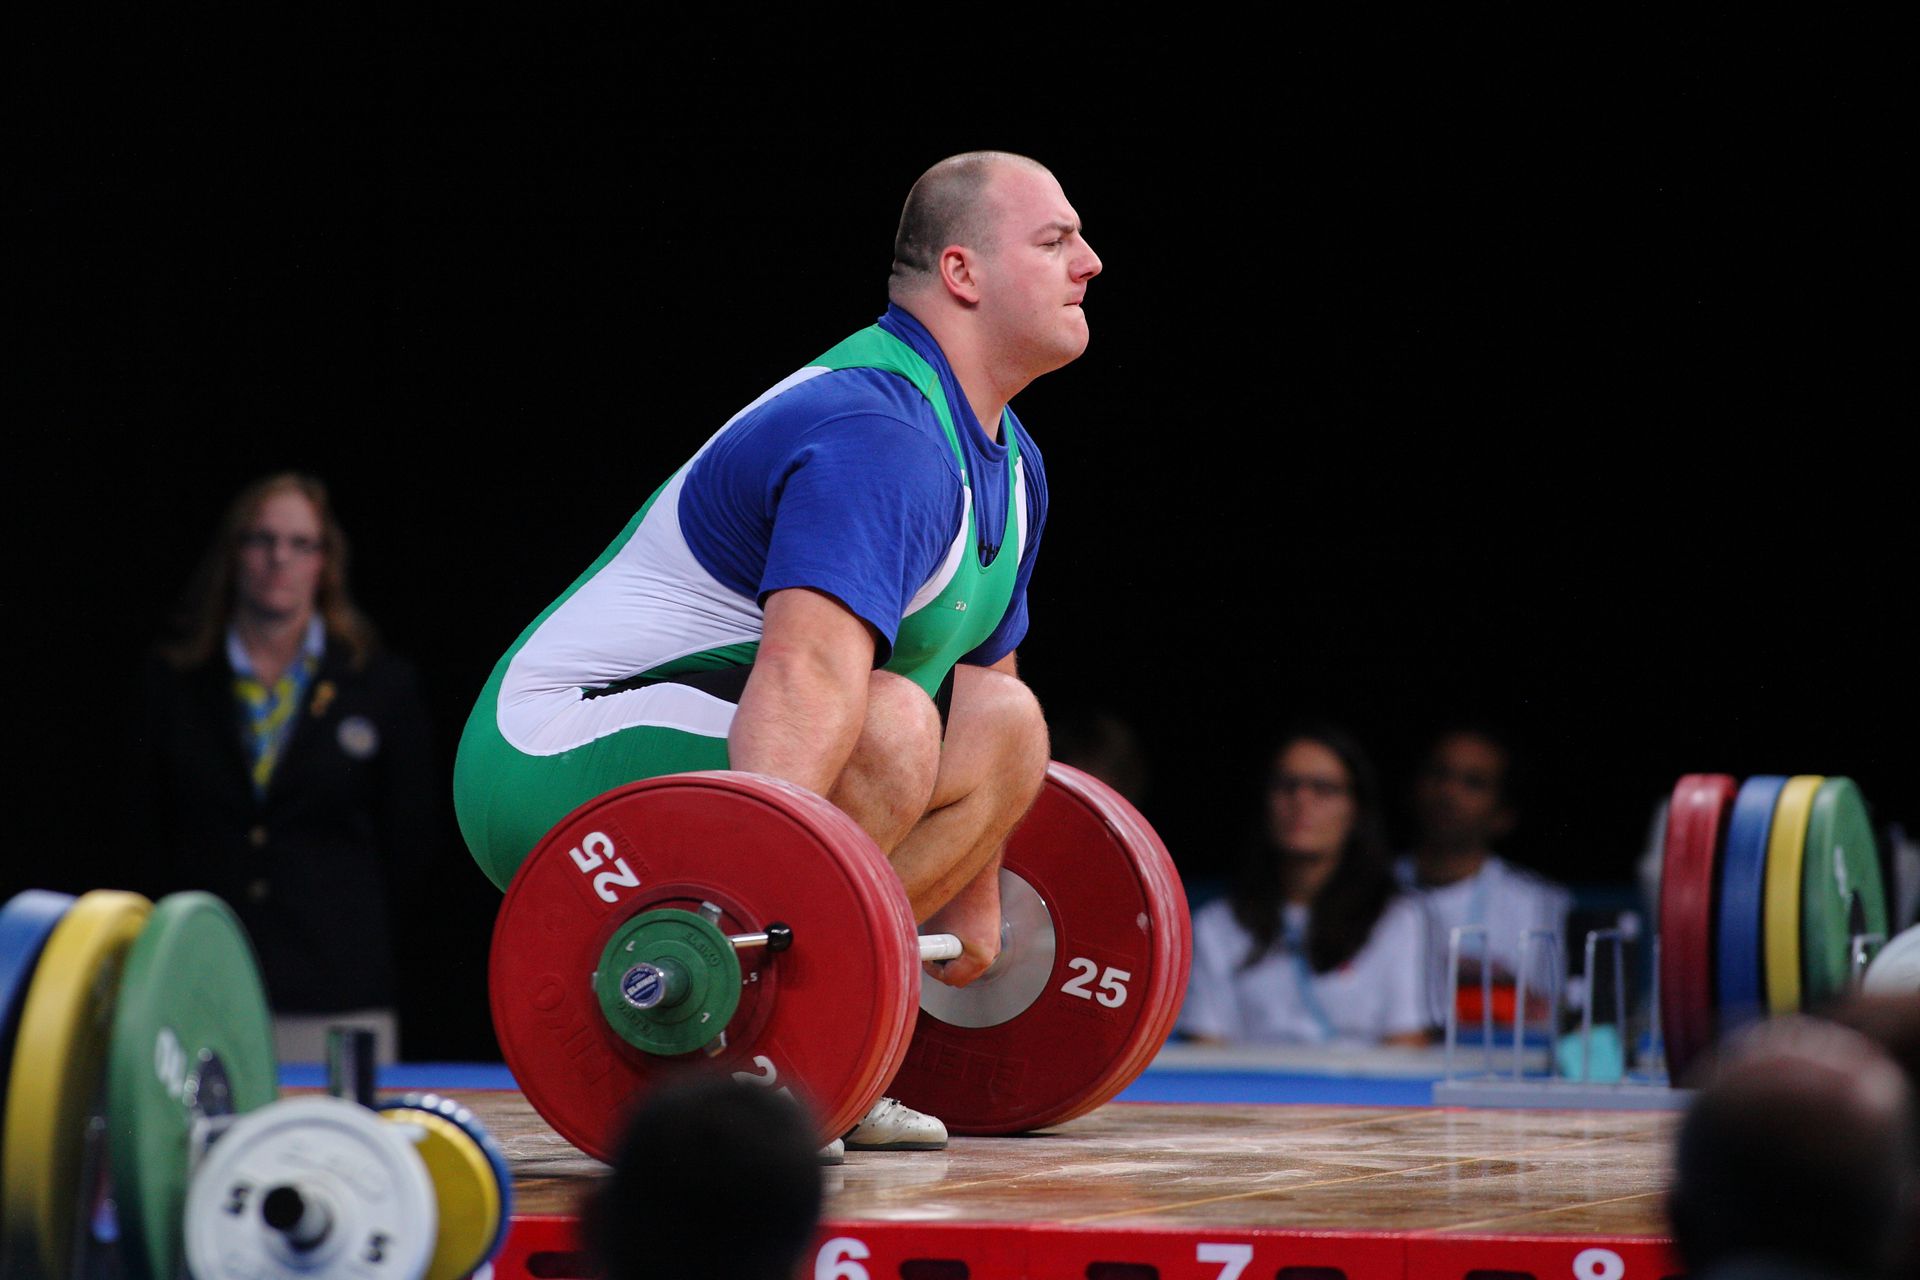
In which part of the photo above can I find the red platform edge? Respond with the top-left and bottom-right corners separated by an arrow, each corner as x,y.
493,1214 -> 1683,1280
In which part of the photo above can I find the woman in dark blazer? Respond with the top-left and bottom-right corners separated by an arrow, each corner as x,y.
129,472 -> 437,1064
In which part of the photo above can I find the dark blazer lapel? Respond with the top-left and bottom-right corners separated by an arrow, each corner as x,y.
270,647 -> 343,800
196,654 -> 257,793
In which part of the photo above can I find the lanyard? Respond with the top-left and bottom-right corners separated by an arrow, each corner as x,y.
1464,864 -> 1491,930
1285,916 -> 1339,1042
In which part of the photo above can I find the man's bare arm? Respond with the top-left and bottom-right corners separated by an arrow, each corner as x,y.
729,588 -> 876,795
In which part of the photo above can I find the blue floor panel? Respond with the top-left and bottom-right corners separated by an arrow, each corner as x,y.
282,1061 -> 1441,1107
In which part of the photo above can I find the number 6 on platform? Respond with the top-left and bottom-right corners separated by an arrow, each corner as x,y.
815,1237 -> 870,1280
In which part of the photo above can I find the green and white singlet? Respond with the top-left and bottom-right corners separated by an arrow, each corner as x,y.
454,323 -> 1031,890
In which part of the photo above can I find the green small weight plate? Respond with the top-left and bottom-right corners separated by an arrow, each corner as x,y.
108,892 -> 279,1280
1800,777 -> 1888,1008
595,908 -> 742,1055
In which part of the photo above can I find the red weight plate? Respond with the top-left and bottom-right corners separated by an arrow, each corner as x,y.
988,766 -> 1189,1124
1659,773 -> 1737,1085
889,762 -> 1192,1134
1063,786 -> 1191,1120
490,772 -> 919,1158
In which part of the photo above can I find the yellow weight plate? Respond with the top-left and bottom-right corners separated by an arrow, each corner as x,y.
380,1108 -> 502,1280
1763,776 -> 1823,1014
1,890 -> 152,1280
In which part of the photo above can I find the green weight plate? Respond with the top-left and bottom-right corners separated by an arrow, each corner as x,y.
594,908 -> 743,1056
108,892 -> 279,1280
1800,777 -> 1888,1008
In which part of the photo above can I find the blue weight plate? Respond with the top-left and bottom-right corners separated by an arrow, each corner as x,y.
1716,775 -> 1785,1034
0,892 -> 76,1111
380,1091 -> 515,1265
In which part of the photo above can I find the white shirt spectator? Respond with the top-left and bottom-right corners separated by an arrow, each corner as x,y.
1178,895 -> 1429,1045
1394,854 -> 1574,1027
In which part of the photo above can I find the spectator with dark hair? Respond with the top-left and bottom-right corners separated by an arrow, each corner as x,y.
1668,1015 -> 1915,1279
1177,724 -> 1429,1046
128,472 -> 438,1064
583,1075 -> 823,1280
1395,722 -> 1571,1029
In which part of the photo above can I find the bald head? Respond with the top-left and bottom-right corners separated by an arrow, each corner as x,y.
889,151 -> 1050,296
1670,1016 -> 1914,1276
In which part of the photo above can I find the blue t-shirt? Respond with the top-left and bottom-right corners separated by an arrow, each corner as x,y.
678,304 -> 1047,667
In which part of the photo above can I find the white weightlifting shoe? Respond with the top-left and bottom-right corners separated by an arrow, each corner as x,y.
842,1096 -> 948,1151
817,1137 -> 845,1165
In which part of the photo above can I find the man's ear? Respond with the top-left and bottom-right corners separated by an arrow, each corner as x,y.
939,245 -> 982,304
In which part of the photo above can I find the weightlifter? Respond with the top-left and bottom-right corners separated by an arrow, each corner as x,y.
454,152 -> 1102,1154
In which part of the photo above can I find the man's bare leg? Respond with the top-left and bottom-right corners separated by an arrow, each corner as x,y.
821,670 -> 942,853
840,664 -> 1046,1150
789,660 -> 1045,982
893,664 -> 1050,982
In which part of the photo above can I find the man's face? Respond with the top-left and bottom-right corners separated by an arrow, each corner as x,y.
1414,732 -> 1512,852
972,165 -> 1102,376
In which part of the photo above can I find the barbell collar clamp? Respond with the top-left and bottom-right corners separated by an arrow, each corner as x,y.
728,922 -> 794,954
724,925 -> 961,963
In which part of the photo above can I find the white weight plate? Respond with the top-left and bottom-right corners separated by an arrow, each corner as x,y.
184,1095 -> 436,1280
1863,922 -> 1920,995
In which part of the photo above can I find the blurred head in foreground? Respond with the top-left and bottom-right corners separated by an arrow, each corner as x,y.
1669,1015 -> 1915,1279
583,1074 -> 823,1280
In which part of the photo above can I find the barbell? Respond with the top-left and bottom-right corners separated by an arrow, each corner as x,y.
490,760 -> 1194,1156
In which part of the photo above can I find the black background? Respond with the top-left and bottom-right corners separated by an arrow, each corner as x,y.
7,18 -> 1907,1059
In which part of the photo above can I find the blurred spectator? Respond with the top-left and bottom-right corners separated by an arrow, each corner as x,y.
582,1074 -> 823,1280
1830,992 -> 1920,1099
1051,707 -> 1150,808
128,472 -> 437,1064
1668,1015 -> 1914,1279
1395,723 -> 1572,1030
1178,724 -> 1428,1046
1829,992 -> 1920,1275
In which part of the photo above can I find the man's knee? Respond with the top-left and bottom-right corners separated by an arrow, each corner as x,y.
835,672 -> 941,830
957,667 -> 1051,799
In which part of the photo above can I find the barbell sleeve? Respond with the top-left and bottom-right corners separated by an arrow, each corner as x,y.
729,925 -> 962,963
